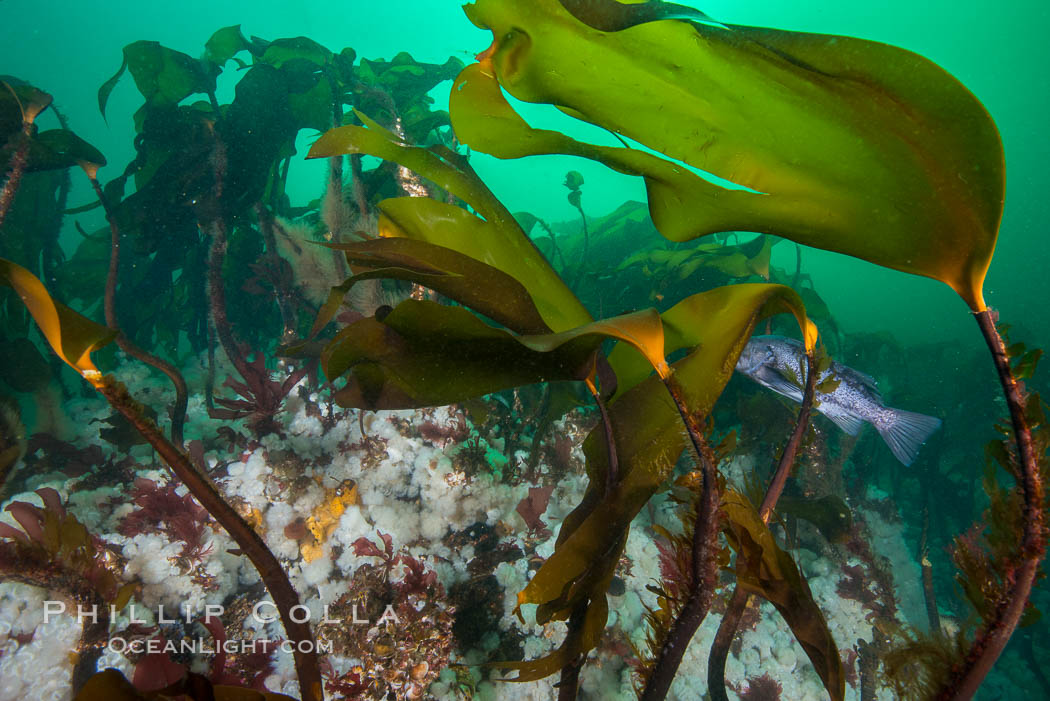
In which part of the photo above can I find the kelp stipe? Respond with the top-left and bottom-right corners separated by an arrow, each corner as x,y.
923,322 -> 1047,699
562,170 -> 589,288
1,80 -> 190,449
0,258 -> 324,701
79,160 -> 191,449
633,371 -> 726,701
2,79 -> 107,226
0,81 -> 51,229
634,467 -> 720,698
705,350 -> 822,701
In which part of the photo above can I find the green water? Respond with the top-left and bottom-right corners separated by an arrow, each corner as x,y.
4,1 -> 1048,348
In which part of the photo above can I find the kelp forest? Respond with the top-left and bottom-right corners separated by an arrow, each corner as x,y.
0,1 -> 1047,700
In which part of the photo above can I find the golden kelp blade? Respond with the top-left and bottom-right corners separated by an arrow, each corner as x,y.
0,258 -> 115,382
307,115 -> 592,333
608,283 -> 817,400
459,0 -> 1004,310
309,112 -> 513,226
519,307 -> 670,380
377,197 -> 591,333
320,237 -> 554,335
516,284 -> 815,647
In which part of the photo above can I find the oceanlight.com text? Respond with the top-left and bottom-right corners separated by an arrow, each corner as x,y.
106,637 -> 333,655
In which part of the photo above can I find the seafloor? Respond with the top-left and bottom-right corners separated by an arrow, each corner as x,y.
0,348 -> 1032,700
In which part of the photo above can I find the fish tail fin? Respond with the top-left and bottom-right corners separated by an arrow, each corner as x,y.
876,409 -> 942,466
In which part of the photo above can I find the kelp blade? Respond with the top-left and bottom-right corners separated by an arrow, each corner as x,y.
323,300 -> 672,410
307,115 -> 591,332
321,300 -> 600,409
458,0 -> 1003,309
376,197 -> 589,332
492,552 -> 619,682
723,489 -> 845,701
299,237 -> 553,344
515,284 -> 814,669
608,283 -> 816,400
0,257 -> 115,380
309,113 -> 511,224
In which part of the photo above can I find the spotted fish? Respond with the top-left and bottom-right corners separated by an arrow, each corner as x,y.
735,336 -> 942,466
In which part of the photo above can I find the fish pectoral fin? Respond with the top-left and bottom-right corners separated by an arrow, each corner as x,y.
754,365 -> 805,403
821,408 -> 865,436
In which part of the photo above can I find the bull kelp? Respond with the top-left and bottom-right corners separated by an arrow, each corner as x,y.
0,1 -> 1046,700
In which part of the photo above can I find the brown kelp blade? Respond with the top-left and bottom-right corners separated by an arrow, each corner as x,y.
320,237 -> 553,335
619,236 -> 777,283
0,78 -> 52,128
307,114 -> 592,332
1,80 -> 105,172
722,489 -> 845,701
98,41 -> 215,120
491,541 -> 621,682
321,298 -> 670,410
321,300 -> 600,409
459,0 -> 1003,309
21,129 -> 107,172
0,257 -> 115,381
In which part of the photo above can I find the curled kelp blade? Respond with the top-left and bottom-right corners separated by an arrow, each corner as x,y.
0,257 -> 115,382
293,237 -> 553,348
377,197 -> 591,333
26,129 -> 107,172
321,300 -> 601,409
459,0 -> 1003,310
308,115 -> 591,332
722,489 -> 845,701
98,41 -> 216,121
310,112 -> 511,224
0,77 -> 52,131
203,25 -> 253,69
2,79 -> 103,172
515,284 -> 813,657
0,128 -> 107,173
322,299 -> 669,410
